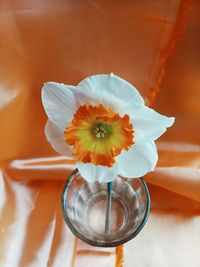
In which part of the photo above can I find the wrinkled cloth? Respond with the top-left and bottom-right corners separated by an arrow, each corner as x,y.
0,1 -> 199,267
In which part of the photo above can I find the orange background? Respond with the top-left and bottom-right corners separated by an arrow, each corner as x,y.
0,0 -> 199,266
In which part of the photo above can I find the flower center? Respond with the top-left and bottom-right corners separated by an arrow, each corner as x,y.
93,123 -> 111,139
64,104 -> 134,167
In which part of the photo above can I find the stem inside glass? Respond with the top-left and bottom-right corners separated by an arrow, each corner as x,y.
105,182 -> 112,236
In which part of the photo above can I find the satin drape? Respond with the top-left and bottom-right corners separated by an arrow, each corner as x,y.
0,1 -> 199,267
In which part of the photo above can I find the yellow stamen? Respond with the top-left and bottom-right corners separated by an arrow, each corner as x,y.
94,123 -> 111,138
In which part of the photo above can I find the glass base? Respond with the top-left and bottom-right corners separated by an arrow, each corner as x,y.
86,192 -> 125,236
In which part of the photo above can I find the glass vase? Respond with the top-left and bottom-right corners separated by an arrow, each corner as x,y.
62,169 -> 150,247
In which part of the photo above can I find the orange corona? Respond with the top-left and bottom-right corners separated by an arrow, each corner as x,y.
64,104 -> 134,167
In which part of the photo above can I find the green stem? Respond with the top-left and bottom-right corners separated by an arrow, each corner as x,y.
105,182 -> 112,236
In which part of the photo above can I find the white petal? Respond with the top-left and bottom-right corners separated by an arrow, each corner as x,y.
45,120 -> 73,158
77,162 -> 119,183
117,141 -> 158,178
42,82 -> 77,129
117,102 -> 143,117
74,73 -> 144,114
132,106 -> 175,144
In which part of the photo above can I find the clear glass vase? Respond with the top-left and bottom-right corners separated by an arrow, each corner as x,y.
62,169 -> 150,247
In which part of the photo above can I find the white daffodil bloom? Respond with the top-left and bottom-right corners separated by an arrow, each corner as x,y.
42,73 -> 174,183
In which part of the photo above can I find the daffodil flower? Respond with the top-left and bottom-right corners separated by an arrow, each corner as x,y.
42,73 -> 174,183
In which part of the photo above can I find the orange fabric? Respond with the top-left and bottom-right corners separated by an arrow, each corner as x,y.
0,1 -> 199,267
